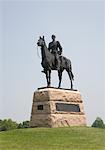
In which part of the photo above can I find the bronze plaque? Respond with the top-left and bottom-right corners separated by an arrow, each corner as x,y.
56,103 -> 80,112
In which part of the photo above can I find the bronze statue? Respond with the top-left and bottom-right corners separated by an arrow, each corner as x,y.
37,36 -> 74,89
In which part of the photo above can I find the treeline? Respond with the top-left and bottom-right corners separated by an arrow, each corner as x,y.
0,119 -> 29,131
0,117 -> 105,132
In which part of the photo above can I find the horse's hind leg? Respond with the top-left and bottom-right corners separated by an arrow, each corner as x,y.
67,70 -> 73,89
58,70 -> 63,88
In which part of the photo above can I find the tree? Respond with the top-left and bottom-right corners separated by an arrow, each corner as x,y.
92,117 -> 105,128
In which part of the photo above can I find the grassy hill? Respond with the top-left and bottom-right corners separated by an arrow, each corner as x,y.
0,127 -> 105,150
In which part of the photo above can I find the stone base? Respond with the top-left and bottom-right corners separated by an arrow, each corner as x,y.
30,88 -> 86,127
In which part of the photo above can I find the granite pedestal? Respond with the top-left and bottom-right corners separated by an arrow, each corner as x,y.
30,88 -> 86,127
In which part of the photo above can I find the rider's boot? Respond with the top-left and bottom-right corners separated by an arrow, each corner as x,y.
41,69 -> 46,73
55,60 -> 60,70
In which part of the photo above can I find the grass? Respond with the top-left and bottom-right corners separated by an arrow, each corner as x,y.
0,127 -> 105,150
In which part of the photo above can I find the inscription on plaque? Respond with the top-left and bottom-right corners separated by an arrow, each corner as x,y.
56,103 -> 80,112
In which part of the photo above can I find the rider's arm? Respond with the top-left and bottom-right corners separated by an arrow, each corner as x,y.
48,43 -> 51,52
57,41 -> 62,54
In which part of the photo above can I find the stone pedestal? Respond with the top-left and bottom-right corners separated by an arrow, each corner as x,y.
30,88 -> 86,127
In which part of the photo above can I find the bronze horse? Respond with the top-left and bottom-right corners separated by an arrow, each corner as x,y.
37,36 -> 74,89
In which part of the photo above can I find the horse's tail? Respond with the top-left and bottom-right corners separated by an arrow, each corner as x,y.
69,60 -> 74,80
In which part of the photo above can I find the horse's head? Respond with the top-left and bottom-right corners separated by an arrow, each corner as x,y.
37,36 -> 45,47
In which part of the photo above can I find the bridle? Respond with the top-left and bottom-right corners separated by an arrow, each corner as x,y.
37,45 -> 41,59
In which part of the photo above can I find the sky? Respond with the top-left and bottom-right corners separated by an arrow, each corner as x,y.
0,0 -> 105,125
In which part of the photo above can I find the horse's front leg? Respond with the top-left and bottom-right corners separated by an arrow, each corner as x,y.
45,70 -> 49,87
46,70 -> 51,87
48,70 -> 51,87
47,70 -> 51,87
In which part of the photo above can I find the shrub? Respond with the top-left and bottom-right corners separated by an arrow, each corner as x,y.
18,121 -> 30,129
0,119 -> 18,131
92,117 -> 105,128
18,123 -> 23,129
22,121 -> 30,128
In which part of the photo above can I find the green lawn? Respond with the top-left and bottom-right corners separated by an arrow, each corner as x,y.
0,127 -> 105,150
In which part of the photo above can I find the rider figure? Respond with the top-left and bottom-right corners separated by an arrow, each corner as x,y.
48,35 -> 62,69
42,35 -> 62,73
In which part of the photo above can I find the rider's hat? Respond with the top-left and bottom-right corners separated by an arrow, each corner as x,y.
52,34 -> 56,38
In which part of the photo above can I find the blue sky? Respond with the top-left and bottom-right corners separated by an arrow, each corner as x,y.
0,0 -> 105,125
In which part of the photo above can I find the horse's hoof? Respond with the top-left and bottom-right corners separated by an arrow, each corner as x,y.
47,85 -> 51,87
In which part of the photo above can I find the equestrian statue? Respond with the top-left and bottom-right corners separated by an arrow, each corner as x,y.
37,35 -> 74,89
